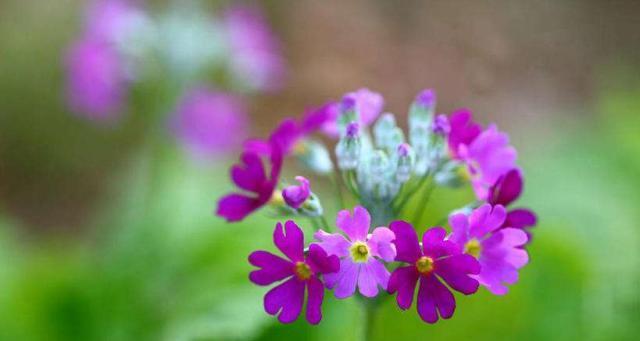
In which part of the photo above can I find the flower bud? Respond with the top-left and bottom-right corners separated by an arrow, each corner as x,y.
294,139 -> 334,174
369,149 -> 390,185
337,95 -> 358,135
335,122 -> 361,170
395,143 -> 414,183
432,114 -> 450,136
409,89 -> 436,129
373,113 -> 396,148
282,176 -> 311,209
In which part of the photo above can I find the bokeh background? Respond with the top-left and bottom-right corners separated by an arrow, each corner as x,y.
1,0 -> 639,340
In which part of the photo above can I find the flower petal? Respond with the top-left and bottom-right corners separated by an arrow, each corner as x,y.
435,254 -> 480,295
387,265 -> 419,310
306,244 -> 340,275
357,259 -> 390,297
368,227 -> 396,262
264,277 -> 305,324
282,176 -> 311,209
248,250 -> 293,286
231,152 -> 267,192
488,168 -> 522,206
216,193 -> 260,222
422,227 -> 459,260
447,213 -> 470,247
274,221 -> 305,262
313,230 -> 350,257
389,220 -> 421,263
504,208 -> 537,230
336,206 -> 371,241
324,258 -> 359,299
417,275 -> 455,323
305,276 -> 325,325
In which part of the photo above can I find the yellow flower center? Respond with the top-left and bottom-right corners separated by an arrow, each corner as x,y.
415,256 -> 434,274
464,239 -> 482,258
294,262 -> 312,280
350,242 -> 370,263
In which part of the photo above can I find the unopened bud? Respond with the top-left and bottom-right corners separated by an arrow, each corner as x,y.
336,122 -> 361,170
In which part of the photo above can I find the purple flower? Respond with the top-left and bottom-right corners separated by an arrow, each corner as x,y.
432,114 -> 450,136
448,204 -> 529,295
447,109 -> 482,159
249,221 -> 339,324
314,206 -> 396,298
216,142 -> 283,222
170,87 -> 249,159
282,176 -> 311,209
224,4 -> 285,92
488,168 -> 537,240
387,222 -> 480,324
65,39 -> 127,121
458,124 -> 518,200
415,89 -> 436,109
321,88 -> 384,138
84,0 -> 142,43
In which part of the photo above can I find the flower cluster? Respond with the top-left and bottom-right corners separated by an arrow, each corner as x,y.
65,0 -> 284,159
218,88 -> 537,324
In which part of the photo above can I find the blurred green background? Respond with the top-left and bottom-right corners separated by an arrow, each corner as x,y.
0,0 -> 639,340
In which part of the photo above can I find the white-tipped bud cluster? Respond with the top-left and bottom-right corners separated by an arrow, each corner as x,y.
395,143 -> 414,183
295,139 -> 334,174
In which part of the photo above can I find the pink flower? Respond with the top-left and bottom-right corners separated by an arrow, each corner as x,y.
249,221 -> 339,324
448,204 -> 529,295
314,206 -> 396,298
447,109 -> 482,159
458,124 -> 518,200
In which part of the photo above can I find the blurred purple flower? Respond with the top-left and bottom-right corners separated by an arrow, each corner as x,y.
448,204 -> 529,295
249,221 -> 339,324
314,206 -> 396,298
321,88 -> 385,138
282,176 -> 311,209
458,124 -> 518,200
388,222 -> 480,324
65,39 -> 127,121
84,0 -> 142,43
171,87 -> 249,159
224,4 -> 285,92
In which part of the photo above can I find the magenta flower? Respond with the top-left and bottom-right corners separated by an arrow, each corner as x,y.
321,88 -> 385,138
387,222 -> 480,323
488,168 -> 537,239
170,87 -> 249,159
249,221 -> 339,324
314,206 -> 396,298
224,4 -> 285,92
447,109 -> 482,159
282,176 -> 311,209
216,143 -> 283,222
448,204 -> 529,295
458,124 -> 518,200
65,39 -> 127,121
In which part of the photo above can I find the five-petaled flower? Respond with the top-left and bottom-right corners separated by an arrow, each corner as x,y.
249,221 -> 339,324
448,204 -> 529,295
387,222 -> 480,323
314,206 -> 396,298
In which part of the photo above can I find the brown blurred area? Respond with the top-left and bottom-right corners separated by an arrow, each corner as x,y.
1,0 -> 639,233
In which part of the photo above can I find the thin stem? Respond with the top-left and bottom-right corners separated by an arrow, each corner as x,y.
330,171 -> 345,210
393,172 -> 430,214
411,181 -> 435,226
319,215 -> 331,232
309,217 -> 321,231
361,302 -> 376,341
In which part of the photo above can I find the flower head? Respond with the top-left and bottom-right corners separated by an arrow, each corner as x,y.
66,39 -> 127,121
249,221 -> 339,324
282,176 -> 311,209
314,206 -> 396,298
387,222 -> 480,323
447,109 -> 482,159
458,125 -> 518,200
170,87 -> 249,159
224,4 -> 285,92
448,204 -> 529,295
488,169 -> 537,239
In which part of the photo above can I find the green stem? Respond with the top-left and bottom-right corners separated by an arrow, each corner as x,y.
411,181 -> 435,226
393,172 -> 430,214
330,171 -> 345,210
319,215 -> 331,232
362,302 -> 376,341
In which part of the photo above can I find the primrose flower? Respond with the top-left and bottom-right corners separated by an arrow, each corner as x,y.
321,88 -> 384,138
216,143 -> 283,222
488,169 -> 537,239
66,39 -> 127,121
249,221 -> 339,324
314,206 -> 396,298
448,204 -> 529,295
388,222 -> 480,323
170,87 -> 249,159
224,4 -> 285,92
458,124 -> 518,200
447,109 -> 482,159
282,176 -> 311,209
